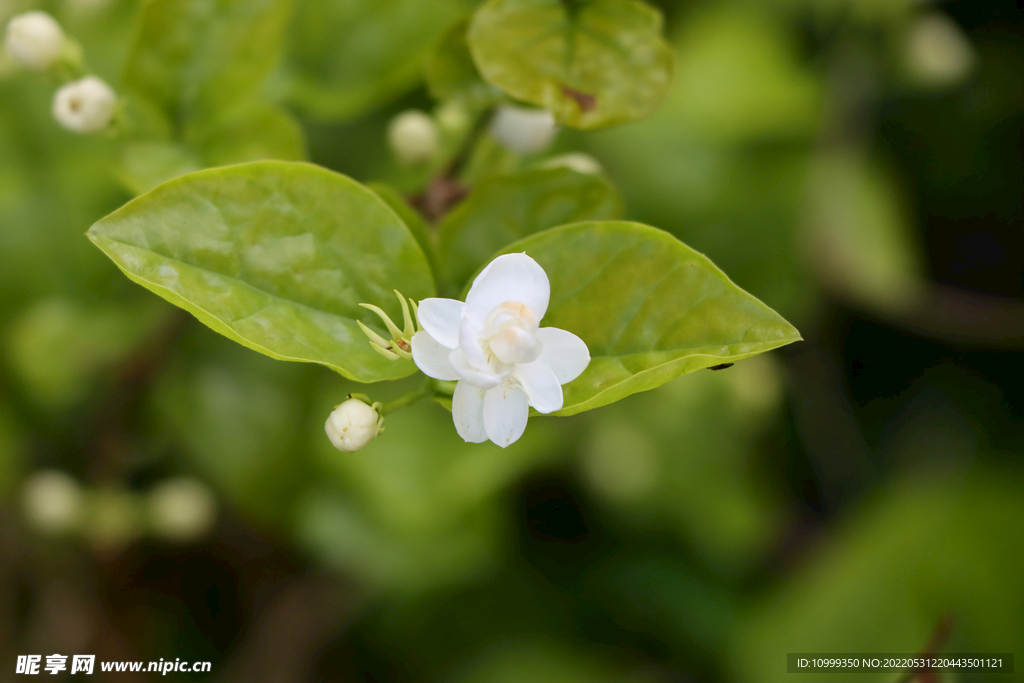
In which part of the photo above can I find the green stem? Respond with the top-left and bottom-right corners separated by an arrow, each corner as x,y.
379,380 -> 435,415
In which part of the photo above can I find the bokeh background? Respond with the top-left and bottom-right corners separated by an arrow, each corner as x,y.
1,0 -> 1022,681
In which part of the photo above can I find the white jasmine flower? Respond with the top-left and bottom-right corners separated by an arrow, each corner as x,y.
5,11 -> 65,70
411,253 -> 590,447
325,398 -> 382,452
52,76 -> 117,133
146,477 -> 217,542
387,109 -> 440,166
490,104 -> 557,155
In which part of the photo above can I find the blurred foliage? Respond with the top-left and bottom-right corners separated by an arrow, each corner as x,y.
2,0 -> 1023,681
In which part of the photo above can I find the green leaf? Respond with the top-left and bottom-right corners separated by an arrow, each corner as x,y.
287,0 -> 469,119
123,0 -> 293,125
479,221 -> 800,415
87,161 -> 436,382
439,167 -> 623,293
467,0 -> 674,129
425,17 -> 498,105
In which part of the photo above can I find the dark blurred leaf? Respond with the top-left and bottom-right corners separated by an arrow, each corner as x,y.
123,0 -> 294,127
425,17 -> 497,105
732,468 -> 1024,683
287,0 -> 471,119
6,298 -> 168,408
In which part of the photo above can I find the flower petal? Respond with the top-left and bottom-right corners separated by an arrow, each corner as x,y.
450,350 -> 504,389
536,327 -> 591,384
411,331 -> 460,381
513,361 -> 563,414
416,297 -> 464,349
452,381 -> 487,443
466,253 -> 550,322
483,383 -> 530,448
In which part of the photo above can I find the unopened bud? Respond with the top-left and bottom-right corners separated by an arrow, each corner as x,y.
5,11 -> 65,70
21,469 -> 84,535
52,76 -> 117,134
905,13 -> 976,88
147,477 -> 217,542
387,110 -> 440,166
490,104 -> 557,155
325,398 -> 382,452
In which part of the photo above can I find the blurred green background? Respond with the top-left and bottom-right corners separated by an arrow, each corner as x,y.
1,0 -> 1022,681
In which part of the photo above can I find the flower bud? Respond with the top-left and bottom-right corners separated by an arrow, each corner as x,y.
4,11 -> 65,71
387,110 -> 440,166
21,469 -> 84,535
905,13 -> 976,88
52,76 -> 117,134
325,398 -> 381,452
490,104 -> 557,155
146,477 -> 217,542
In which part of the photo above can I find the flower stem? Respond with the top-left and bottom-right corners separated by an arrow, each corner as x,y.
379,380 -> 435,415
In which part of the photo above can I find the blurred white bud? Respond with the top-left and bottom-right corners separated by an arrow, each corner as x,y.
52,75 -> 115,133
905,13 -> 976,88
325,398 -> 381,452
21,469 -> 84,535
53,76 -> 117,133
387,110 -> 441,166
490,104 -> 557,155
5,11 -> 65,70
540,152 -> 603,175
147,477 -> 217,542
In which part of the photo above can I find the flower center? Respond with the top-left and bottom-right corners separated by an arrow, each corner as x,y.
481,301 -> 542,366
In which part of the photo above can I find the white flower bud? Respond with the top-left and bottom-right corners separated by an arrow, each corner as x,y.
540,152 -> 603,175
387,110 -> 440,166
52,76 -> 117,134
21,469 -> 84,535
905,13 -> 976,88
490,105 -> 557,155
325,399 -> 381,452
5,11 -> 64,70
147,477 -> 217,542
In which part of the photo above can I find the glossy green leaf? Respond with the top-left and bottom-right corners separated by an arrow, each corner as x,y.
426,18 -> 498,105
87,161 -> 436,382
439,167 -> 623,293
123,0 -> 293,125
467,0 -> 674,129
480,221 -> 800,415
287,0 -> 469,119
